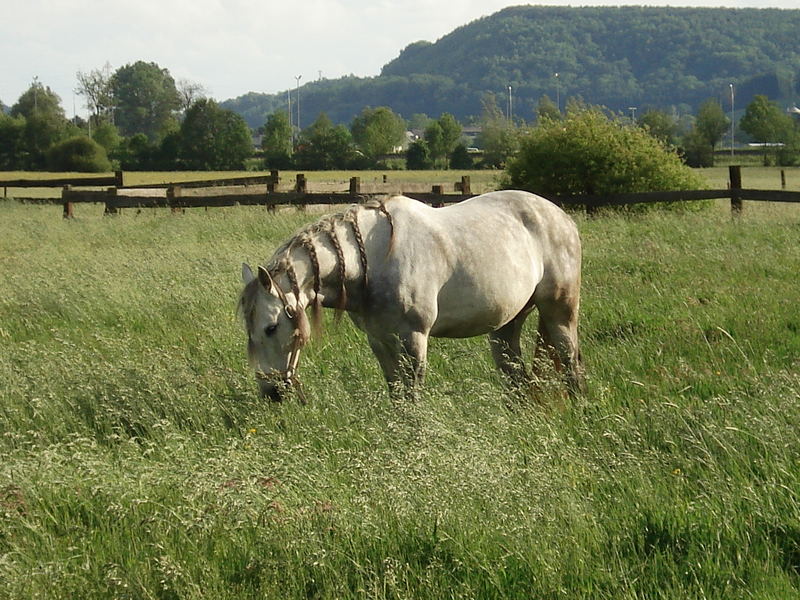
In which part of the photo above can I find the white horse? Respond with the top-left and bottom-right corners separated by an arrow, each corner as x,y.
239,190 -> 584,401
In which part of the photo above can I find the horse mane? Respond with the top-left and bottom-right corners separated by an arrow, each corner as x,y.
260,200 -> 394,336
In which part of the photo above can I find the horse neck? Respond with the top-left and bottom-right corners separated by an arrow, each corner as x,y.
286,215 -> 371,313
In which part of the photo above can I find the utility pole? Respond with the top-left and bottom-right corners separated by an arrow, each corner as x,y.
295,75 -> 302,131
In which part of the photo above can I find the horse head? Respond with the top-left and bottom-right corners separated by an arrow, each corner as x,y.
240,263 -> 310,402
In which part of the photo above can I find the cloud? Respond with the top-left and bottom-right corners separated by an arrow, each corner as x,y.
3,0 -> 797,115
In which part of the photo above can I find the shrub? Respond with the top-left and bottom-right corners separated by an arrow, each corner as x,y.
46,135 -> 112,172
505,107 -> 704,202
449,143 -> 473,169
405,139 -> 433,169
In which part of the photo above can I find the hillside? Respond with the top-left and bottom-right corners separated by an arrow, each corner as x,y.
223,5 -> 800,128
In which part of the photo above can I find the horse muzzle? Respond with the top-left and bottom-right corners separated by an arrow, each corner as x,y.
257,381 -> 282,402
255,371 -> 289,402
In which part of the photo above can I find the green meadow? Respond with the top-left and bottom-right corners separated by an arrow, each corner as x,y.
1,174 -> 799,598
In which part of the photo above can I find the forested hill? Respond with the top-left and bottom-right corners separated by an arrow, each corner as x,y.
223,6 -> 800,128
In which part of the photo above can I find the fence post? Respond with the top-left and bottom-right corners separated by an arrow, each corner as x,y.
460,175 -> 471,195
295,174 -> 307,211
104,187 -> 118,216
781,169 -> 786,190
431,184 -> 444,208
168,186 -> 183,214
349,177 -> 361,196
114,170 -> 124,187
266,172 -> 277,214
729,165 -> 742,215
62,185 -> 74,219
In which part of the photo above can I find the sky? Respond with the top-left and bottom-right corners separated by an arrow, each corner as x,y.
3,0 -> 799,118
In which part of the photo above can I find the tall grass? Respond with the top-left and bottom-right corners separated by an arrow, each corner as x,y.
1,198 -> 799,598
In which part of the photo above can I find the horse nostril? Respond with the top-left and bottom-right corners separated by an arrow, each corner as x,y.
267,386 -> 283,403
259,381 -> 284,403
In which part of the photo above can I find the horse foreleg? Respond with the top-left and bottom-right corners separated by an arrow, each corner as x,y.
397,331 -> 428,397
368,331 -> 428,399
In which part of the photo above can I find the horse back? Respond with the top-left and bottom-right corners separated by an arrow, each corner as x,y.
372,191 -> 580,337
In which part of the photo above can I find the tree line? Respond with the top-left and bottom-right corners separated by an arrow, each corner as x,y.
225,6 -> 800,129
2,59 -> 799,174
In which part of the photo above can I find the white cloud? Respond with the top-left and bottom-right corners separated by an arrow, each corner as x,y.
2,0 -> 797,116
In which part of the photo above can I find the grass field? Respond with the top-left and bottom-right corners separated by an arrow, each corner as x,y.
1,181 -> 800,598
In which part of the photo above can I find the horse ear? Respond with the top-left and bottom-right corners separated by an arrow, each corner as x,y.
257,266 -> 274,292
242,263 -> 255,285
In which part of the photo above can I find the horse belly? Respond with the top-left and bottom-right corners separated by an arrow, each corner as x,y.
430,267 -> 540,338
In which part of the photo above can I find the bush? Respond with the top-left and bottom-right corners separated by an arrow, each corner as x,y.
505,107 -> 704,201
46,136 -> 112,172
449,143 -> 473,169
681,127 -> 715,168
405,139 -> 433,169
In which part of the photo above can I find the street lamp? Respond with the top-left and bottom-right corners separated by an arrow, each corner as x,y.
628,106 -> 637,122
730,83 -> 735,158
507,85 -> 513,123
295,75 -> 302,130
554,72 -> 560,113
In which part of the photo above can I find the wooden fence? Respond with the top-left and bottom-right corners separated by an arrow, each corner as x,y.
4,166 -> 800,218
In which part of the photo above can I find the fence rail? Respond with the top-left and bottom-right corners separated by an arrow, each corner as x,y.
1,172 -> 123,190
4,166 -> 800,218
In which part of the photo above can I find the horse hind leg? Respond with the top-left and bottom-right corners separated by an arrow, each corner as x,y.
535,296 -> 585,398
488,314 -> 531,389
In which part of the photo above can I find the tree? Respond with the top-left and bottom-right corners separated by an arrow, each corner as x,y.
424,113 -> 462,167
739,95 -> 796,164
261,111 -> 293,169
111,61 -> 180,140
681,126 -> 715,168
695,99 -> 729,151
506,105 -> 703,203
0,114 -> 26,169
178,99 -> 253,170
638,109 -> 678,146
115,133 -> 157,170
47,136 -> 112,172
405,139 -> 433,169
477,93 -> 520,168
92,122 -> 122,155
350,106 -> 406,161
536,95 -> 561,122
75,63 -> 115,126
11,81 -> 65,122
294,113 -> 355,170
424,121 -> 445,166
449,143 -> 473,169
177,79 -> 207,114
408,113 -> 431,132
438,113 -> 462,160
11,81 -> 67,168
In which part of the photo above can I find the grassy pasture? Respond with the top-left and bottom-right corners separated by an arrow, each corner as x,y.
1,185 -> 799,598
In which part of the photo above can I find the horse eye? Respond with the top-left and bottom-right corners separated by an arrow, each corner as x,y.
264,324 -> 278,337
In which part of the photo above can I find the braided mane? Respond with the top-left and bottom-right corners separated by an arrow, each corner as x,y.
263,200 -> 394,332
